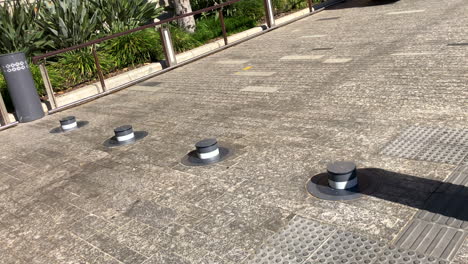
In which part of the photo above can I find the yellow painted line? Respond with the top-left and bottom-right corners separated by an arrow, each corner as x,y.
242,66 -> 253,71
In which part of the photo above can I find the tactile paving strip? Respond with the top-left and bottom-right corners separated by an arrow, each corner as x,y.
245,216 -> 335,264
416,194 -> 468,230
305,230 -> 387,264
374,245 -> 450,264
395,219 -> 466,260
246,216 -> 452,264
394,164 -> 468,261
381,126 -> 468,165
416,165 -> 468,230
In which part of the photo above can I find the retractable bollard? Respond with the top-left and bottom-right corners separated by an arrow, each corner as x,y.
327,162 -> 358,190
104,125 -> 148,147
182,138 -> 233,166
50,116 -> 89,133
0,52 -> 44,123
306,161 -> 377,201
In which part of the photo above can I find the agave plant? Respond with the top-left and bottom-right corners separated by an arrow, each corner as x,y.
0,0 -> 53,56
36,0 -> 102,49
90,0 -> 163,33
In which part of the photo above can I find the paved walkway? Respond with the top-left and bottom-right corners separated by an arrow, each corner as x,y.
0,0 -> 467,263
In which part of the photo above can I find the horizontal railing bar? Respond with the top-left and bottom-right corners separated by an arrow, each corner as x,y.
32,0 -> 241,63
46,3 -> 334,115
0,121 -> 19,131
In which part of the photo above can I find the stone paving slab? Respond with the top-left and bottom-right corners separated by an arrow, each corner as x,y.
0,0 -> 468,263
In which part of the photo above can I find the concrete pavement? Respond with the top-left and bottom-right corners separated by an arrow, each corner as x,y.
0,0 -> 467,263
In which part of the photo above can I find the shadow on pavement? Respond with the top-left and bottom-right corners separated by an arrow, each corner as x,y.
361,168 -> 468,223
329,0 -> 400,9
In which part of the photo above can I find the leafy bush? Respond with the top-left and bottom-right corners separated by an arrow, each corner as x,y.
232,0 -> 265,20
37,0 -> 101,49
0,0 -> 53,56
170,26 -> 204,52
90,0 -> 163,33
104,28 -> 163,68
30,63 -> 65,96
0,75 -> 12,111
273,0 -> 307,13
0,63 -> 63,111
52,48 -> 113,87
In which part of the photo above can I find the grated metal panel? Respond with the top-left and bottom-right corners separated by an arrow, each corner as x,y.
381,126 -> 468,165
395,219 -> 466,261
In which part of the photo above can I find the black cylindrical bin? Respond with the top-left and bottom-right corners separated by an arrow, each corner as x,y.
0,52 -> 44,123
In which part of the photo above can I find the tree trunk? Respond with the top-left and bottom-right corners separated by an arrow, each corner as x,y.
173,0 -> 196,33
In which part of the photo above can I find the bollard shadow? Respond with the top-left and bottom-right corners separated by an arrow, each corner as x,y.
327,0 -> 400,9
358,168 -> 468,222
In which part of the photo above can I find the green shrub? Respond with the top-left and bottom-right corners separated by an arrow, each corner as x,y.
52,48 -> 113,87
0,62 -> 63,111
273,0 -> 307,13
37,0 -> 101,49
104,28 -> 163,68
90,0 -> 163,33
192,18 -> 222,43
225,16 -> 258,33
0,75 -> 12,111
30,63 -> 65,95
232,0 -> 265,20
0,0 -> 53,56
170,26 -> 203,53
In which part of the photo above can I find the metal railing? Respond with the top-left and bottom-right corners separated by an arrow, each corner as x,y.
31,0 -> 342,114
0,92 -> 18,131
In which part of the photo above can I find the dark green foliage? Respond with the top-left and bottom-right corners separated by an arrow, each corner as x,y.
103,28 -> 163,68
90,0 -> 163,33
170,26 -> 204,52
224,16 -> 258,32
274,0 -> 308,13
0,75 -> 12,111
36,0 -> 101,49
232,0 -> 265,20
53,48 -> 113,87
0,0 -> 53,56
0,63 -> 64,110
30,63 -> 65,96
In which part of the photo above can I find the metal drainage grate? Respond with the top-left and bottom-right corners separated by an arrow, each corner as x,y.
381,126 -> 468,164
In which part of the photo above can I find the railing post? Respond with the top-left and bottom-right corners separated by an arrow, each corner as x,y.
92,44 -> 107,92
219,8 -> 228,45
0,92 -> 11,126
263,0 -> 275,28
39,62 -> 58,110
159,26 -> 177,67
